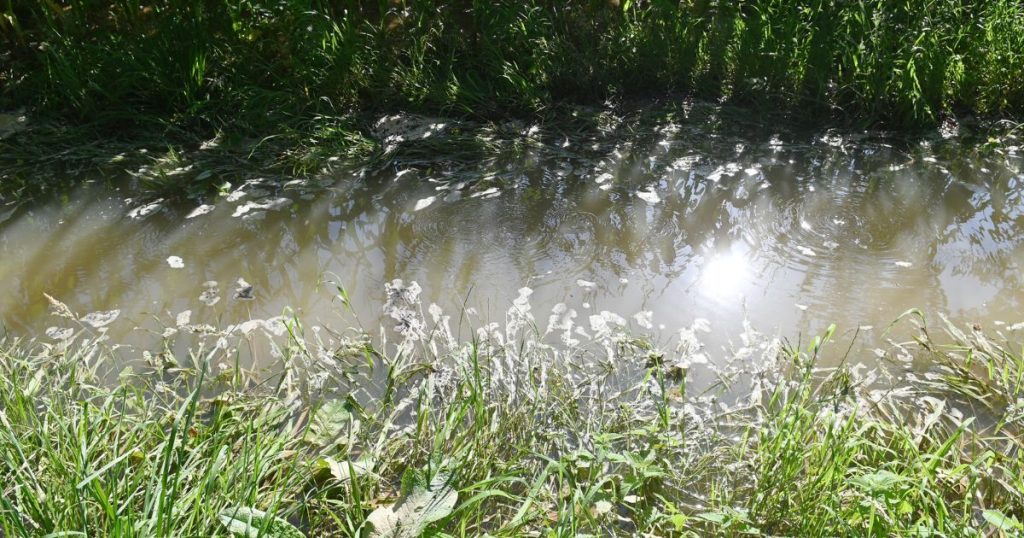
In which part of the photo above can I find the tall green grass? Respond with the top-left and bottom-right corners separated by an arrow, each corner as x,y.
3,0 -> 1024,130
1,296 -> 1022,536
3,1 -> 1023,203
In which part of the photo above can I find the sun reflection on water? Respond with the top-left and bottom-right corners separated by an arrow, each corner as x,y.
699,248 -> 750,302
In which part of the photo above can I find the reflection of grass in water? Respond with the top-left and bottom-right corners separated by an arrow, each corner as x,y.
0,117 -> 377,203
1,93 -> 1017,213
2,297 -> 1022,536
0,102 -> 673,204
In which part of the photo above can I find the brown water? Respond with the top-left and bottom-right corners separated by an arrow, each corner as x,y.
2,107 -> 1023,372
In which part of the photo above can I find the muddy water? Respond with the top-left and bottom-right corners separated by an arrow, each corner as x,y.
2,109 -> 1023,374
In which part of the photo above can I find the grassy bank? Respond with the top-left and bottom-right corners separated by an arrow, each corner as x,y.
5,1 -> 1024,127
1,291 -> 1023,536
3,1 -> 1024,203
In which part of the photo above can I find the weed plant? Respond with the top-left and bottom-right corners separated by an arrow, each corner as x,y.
1,288 -> 1022,536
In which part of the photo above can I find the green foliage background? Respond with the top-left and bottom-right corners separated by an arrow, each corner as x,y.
3,0 -> 1024,131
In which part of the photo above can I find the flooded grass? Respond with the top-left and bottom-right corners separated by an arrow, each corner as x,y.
2,97 -> 1020,212
1,291 -> 1022,536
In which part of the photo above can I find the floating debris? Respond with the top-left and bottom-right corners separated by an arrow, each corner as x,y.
45,327 -> 74,340
634,310 -> 654,329
234,278 -> 255,300
185,204 -> 215,219
199,281 -> 221,306
414,196 -> 436,211
470,187 -> 501,199
893,261 -> 913,268
81,310 -> 120,328
373,114 -> 450,152
576,279 -> 597,291
167,256 -> 184,269
175,310 -> 192,327
127,199 -> 164,220
589,310 -> 626,340
228,316 -> 288,337
232,197 -> 291,217
636,188 -> 661,204
225,189 -> 247,202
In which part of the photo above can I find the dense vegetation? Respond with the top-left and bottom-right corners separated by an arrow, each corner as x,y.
2,0 -> 1023,202
1,294 -> 1023,536
4,1 -> 1024,130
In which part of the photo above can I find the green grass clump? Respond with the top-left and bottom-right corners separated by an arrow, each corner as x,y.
4,1 -> 1024,130
1,297 -> 1023,536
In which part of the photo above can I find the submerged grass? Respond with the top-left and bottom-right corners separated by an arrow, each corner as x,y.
1,290 -> 1023,536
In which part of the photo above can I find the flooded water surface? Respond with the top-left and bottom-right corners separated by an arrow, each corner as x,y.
2,106 -> 1023,375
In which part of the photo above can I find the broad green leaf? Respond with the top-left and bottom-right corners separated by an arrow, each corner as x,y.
311,456 -> 373,483
850,470 -> 902,494
365,473 -> 457,537
308,399 -> 359,447
218,507 -> 305,538
983,509 -> 1024,532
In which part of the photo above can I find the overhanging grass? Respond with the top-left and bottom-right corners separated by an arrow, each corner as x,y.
1,299 -> 1022,536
